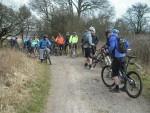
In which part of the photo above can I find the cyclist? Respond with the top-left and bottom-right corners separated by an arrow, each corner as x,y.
69,32 -> 79,56
39,35 -> 51,63
31,35 -> 39,57
64,32 -> 70,55
23,36 -> 29,51
83,27 -> 95,69
55,33 -> 65,55
26,37 -> 32,56
108,29 -> 129,93
49,36 -> 55,55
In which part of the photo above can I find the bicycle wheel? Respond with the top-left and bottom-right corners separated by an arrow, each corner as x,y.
101,65 -> 115,87
92,58 -> 97,68
125,71 -> 142,98
104,56 -> 111,66
47,54 -> 52,65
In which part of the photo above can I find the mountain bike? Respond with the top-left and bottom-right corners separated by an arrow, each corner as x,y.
92,48 -> 111,68
70,44 -> 77,57
101,55 -> 142,98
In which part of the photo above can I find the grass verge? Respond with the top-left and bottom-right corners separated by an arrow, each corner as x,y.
17,63 -> 50,113
0,49 -> 51,113
128,64 -> 150,101
142,75 -> 150,101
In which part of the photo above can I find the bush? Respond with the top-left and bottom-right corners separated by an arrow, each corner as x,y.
131,34 -> 150,67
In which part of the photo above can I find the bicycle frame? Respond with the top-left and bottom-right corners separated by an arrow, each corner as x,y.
118,56 -> 136,83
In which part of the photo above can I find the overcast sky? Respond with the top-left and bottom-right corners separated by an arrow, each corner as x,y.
108,0 -> 150,18
1,0 -> 150,19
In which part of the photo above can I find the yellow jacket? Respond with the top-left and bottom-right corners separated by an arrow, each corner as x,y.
69,35 -> 78,44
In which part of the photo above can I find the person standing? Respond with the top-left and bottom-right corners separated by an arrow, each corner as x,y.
82,27 -> 95,69
64,32 -> 70,55
69,32 -> 79,57
55,33 -> 65,55
108,29 -> 129,92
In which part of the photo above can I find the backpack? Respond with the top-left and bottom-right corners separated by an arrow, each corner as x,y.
82,31 -> 89,45
117,38 -> 127,53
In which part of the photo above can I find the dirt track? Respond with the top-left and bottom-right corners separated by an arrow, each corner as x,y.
44,56 -> 150,113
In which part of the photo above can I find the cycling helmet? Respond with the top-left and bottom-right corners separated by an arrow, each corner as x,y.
89,26 -> 96,33
73,32 -> 77,34
112,29 -> 119,34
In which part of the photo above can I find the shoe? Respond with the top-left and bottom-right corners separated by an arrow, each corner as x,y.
84,63 -> 88,67
90,67 -> 94,70
120,86 -> 126,92
89,65 -> 92,69
110,86 -> 120,93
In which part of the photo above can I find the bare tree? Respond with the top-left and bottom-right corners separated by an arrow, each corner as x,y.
56,0 -> 109,18
30,0 -> 54,22
72,0 -> 109,18
0,3 -> 31,47
114,19 -> 129,37
123,3 -> 150,34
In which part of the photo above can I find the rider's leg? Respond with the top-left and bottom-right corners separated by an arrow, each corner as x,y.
75,44 -> 77,56
111,58 -> 120,92
86,48 -> 92,69
84,48 -> 89,67
39,49 -> 44,63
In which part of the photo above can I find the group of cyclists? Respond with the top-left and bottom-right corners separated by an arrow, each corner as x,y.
20,32 -> 80,62
82,26 -> 129,93
9,26 -> 142,96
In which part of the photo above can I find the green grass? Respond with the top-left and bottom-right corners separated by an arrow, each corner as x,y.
128,64 -> 150,100
18,64 -> 50,113
142,75 -> 150,101
129,64 -> 150,100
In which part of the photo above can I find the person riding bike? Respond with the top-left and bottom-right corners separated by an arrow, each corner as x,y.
108,29 -> 129,93
83,26 -> 95,69
31,35 -> 39,57
39,35 -> 51,63
69,32 -> 79,56
55,33 -> 65,55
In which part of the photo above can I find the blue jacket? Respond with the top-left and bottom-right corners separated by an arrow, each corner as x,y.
39,38 -> 51,49
83,31 -> 94,48
108,33 -> 129,58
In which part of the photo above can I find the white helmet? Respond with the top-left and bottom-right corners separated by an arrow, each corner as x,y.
112,29 -> 119,34
89,26 -> 96,33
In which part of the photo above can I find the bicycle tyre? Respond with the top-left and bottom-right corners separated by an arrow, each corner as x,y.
46,51 -> 51,65
101,65 -> 115,87
125,71 -> 143,98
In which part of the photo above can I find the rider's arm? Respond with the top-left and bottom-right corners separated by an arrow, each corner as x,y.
69,36 -> 72,44
39,40 -> 42,49
95,36 -> 99,45
108,37 -> 116,54
47,39 -> 51,47
126,40 -> 129,49
88,33 -> 94,46
76,36 -> 79,43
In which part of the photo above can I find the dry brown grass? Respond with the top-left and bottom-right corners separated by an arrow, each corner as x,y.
131,34 -> 150,71
0,49 -> 37,113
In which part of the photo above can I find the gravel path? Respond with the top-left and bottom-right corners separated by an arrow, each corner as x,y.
44,56 -> 150,113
